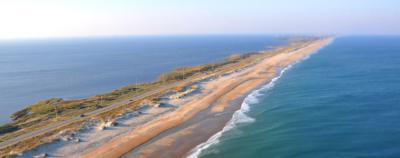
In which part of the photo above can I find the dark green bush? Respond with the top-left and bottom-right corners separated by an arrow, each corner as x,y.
0,123 -> 19,135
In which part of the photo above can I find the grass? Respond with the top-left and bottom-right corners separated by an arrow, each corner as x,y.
159,53 -> 258,82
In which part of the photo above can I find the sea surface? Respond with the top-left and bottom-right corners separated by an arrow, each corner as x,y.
193,36 -> 400,158
0,35 -> 285,124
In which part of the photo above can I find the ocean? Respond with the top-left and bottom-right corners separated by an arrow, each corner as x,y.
193,36 -> 400,158
0,35 -> 284,124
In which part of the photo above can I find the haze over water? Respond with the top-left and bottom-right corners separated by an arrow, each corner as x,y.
196,36 -> 400,158
0,35 -> 284,124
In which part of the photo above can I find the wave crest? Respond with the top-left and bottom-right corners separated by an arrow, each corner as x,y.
187,66 -> 295,158
186,53 -> 316,158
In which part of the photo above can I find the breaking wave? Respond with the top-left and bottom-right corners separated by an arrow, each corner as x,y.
186,62 -> 301,158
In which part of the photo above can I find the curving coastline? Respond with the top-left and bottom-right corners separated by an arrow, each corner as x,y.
81,37 -> 333,158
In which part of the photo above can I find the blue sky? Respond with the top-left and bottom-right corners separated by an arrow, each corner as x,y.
0,0 -> 399,39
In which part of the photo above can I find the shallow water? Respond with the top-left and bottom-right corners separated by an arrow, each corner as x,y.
0,35 -> 284,123
196,36 -> 400,158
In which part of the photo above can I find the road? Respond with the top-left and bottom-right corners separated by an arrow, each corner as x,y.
0,70 -> 226,150
0,80 -> 186,150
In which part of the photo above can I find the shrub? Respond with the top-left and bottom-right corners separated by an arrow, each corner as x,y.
0,123 -> 19,135
11,108 -> 29,121
30,98 -> 63,114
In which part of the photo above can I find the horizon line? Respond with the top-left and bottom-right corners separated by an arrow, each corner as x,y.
0,33 -> 398,42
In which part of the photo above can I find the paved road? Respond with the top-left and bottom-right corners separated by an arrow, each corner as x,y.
0,70 -> 225,150
0,80 -> 187,150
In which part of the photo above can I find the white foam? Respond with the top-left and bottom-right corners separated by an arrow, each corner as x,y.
186,54 -> 314,158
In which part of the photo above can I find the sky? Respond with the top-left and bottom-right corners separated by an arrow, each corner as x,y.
0,0 -> 399,39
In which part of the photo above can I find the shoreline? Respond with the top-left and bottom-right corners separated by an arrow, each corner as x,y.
185,42 -> 322,158
82,38 -> 334,158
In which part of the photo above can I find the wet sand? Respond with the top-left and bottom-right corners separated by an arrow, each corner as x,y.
83,38 -> 334,158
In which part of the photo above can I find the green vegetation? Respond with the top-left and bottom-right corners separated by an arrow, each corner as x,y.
159,53 -> 258,82
0,124 -> 19,135
0,82 -> 164,137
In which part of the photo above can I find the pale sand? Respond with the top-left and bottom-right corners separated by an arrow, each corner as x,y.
83,38 -> 334,158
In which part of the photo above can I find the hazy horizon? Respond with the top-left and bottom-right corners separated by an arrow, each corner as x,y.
1,0 -> 399,39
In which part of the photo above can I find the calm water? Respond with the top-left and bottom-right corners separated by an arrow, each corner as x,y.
0,35 -> 284,124
196,36 -> 400,158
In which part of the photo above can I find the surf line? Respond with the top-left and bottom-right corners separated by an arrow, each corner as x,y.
186,48 -> 322,158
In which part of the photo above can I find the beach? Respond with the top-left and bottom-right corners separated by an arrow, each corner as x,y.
81,38 -> 333,158
190,36 -> 400,158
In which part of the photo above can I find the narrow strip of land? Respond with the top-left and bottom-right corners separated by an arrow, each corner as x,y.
0,69 -> 225,150
83,38 -> 333,158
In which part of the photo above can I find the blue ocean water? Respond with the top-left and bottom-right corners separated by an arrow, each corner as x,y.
196,36 -> 400,158
0,35 -> 284,124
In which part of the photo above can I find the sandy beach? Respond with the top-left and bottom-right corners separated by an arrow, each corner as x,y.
79,38 -> 333,158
